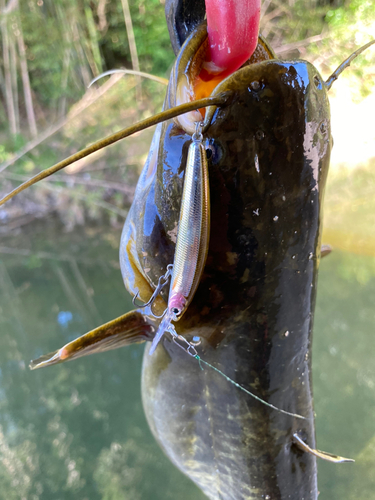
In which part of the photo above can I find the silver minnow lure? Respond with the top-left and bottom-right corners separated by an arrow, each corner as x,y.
149,122 -> 210,355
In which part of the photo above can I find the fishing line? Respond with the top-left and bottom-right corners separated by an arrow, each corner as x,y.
194,355 -> 308,420
171,332 -> 307,420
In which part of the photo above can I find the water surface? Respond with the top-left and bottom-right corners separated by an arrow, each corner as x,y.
0,215 -> 374,499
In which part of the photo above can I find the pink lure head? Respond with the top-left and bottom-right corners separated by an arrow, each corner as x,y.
169,292 -> 186,318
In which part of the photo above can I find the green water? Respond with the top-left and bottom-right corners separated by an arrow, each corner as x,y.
0,216 -> 374,500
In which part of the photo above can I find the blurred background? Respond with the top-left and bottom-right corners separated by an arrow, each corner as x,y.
0,0 -> 374,498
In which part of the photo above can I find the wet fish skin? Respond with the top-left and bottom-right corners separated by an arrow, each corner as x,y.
140,33 -> 331,500
165,0 -> 206,55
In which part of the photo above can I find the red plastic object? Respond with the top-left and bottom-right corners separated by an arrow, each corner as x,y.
205,0 -> 261,76
194,0 -> 261,112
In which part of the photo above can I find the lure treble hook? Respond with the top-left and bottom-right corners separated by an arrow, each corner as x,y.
133,264 -> 173,318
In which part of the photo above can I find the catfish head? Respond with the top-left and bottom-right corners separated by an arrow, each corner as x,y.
119,20 -> 331,325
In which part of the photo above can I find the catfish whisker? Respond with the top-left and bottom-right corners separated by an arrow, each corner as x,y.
89,69 -> 169,87
325,39 -> 375,90
0,93 -> 230,207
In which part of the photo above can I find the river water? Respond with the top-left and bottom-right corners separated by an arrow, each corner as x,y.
0,214 -> 374,500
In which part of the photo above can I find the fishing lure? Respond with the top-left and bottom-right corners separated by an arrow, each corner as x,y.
144,122 -> 210,355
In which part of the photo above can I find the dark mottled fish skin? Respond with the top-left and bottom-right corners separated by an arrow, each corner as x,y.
137,32 -> 331,500
165,0 -> 206,55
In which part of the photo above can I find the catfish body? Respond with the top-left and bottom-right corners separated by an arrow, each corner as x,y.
3,2 -> 371,496
119,25 -> 331,500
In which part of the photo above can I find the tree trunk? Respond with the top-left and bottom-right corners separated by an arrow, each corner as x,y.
71,21 -> 92,89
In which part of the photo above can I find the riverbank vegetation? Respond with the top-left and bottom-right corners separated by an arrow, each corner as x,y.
0,0 -> 374,230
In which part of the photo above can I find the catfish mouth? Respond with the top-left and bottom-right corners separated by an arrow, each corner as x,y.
172,22 -> 276,135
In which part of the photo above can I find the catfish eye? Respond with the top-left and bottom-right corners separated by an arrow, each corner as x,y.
205,140 -> 222,164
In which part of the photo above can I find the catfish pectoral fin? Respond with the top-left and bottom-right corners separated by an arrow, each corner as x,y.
29,310 -> 153,370
293,433 -> 354,463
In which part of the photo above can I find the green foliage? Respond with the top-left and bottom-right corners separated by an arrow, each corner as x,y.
20,0 -> 173,110
259,0 -> 375,97
0,0 -> 373,225
324,0 -> 375,95
1,0 -> 373,138
129,0 -> 175,73
1,0 -> 173,135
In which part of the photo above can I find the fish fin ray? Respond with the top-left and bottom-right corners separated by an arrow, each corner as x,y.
29,310 -> 153,370
293,433 -> 354,463
321,243 -> 332,258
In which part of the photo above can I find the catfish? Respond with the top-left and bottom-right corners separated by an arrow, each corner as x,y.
1,6 -> 374,500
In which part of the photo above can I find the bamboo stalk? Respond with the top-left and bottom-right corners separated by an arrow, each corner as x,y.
84,5 -> 103,75
97,0 -> 107,32
71,21 -> 92,88
0,64 -> 5,103
9,26 -> 19,132
1,0 -> 17,135
57,48 -> 71,120
16,12 -> 38,138
120,0 -> 141,101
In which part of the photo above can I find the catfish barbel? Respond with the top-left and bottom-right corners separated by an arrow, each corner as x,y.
0,4 -> 374,500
